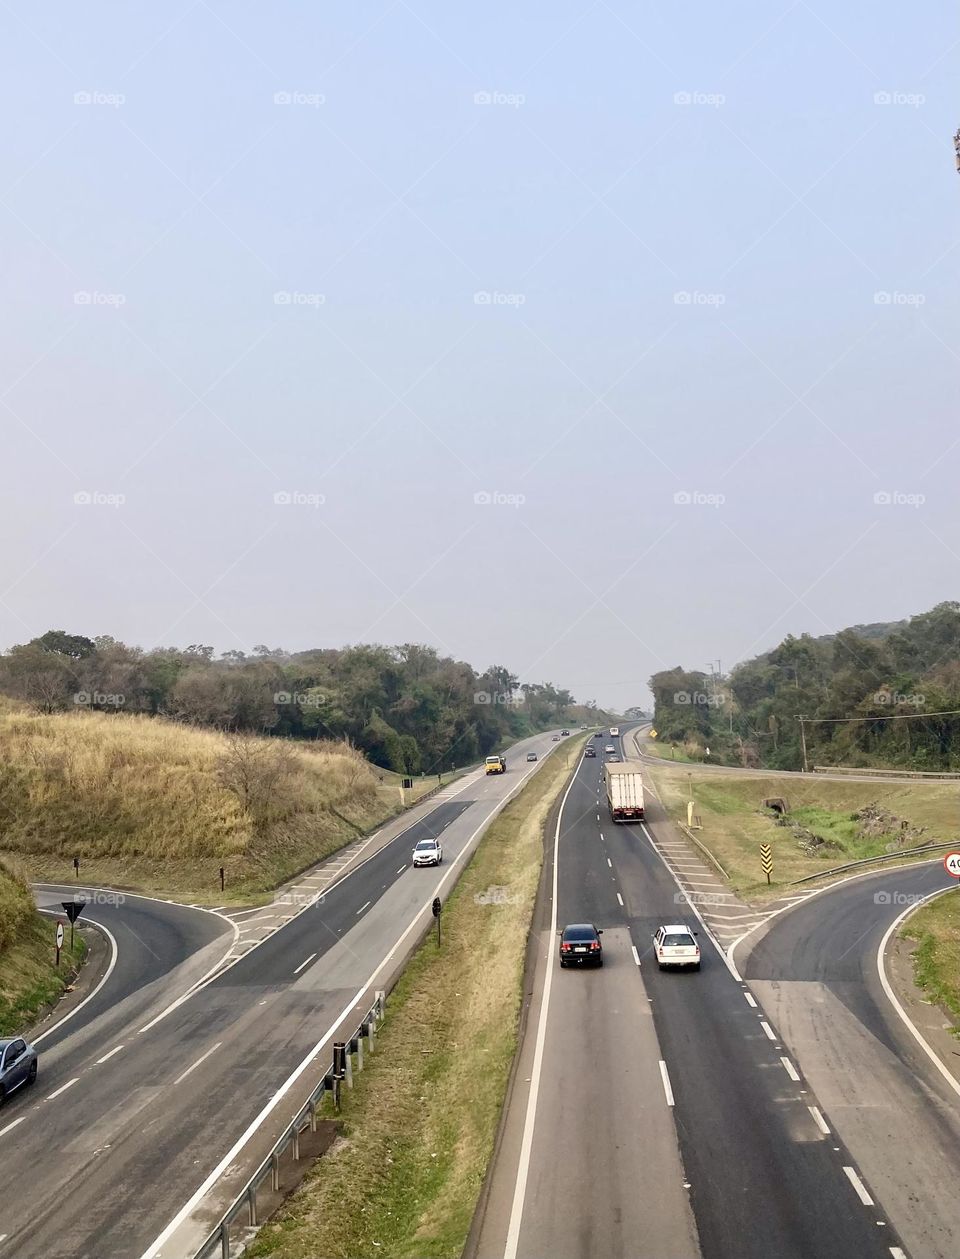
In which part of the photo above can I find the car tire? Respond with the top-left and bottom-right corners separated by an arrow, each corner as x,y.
657,962 -> 665,970
0,1085 -> 5,1108
27,1061 -> 37,1084
597,957 -> 603,967
559,959 -> 566,968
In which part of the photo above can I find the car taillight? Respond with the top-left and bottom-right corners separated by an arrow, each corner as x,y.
561,942 -> 571,951
590,941 -> 600,949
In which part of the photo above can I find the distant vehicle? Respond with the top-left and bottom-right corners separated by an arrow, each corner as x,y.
558,923 -> 603,967
594,731 -> 604,739
526,752 -> 538,762
412,838 -> 442,867
584,746 -> 596,758
605,764 -> 645,822
609,726 -> 620,737
604,744 -> 616,754
0,1037 -> 38,1104
552,735 -> 561,741
560,729 -> 570,736
653,925 -> 700,971
484,755 -> 506,775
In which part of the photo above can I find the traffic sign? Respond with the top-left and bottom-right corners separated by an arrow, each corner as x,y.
56,922 -> 64,949
943,851 -> 960,879
760,842 -> 773,884
62,901 -> 85,923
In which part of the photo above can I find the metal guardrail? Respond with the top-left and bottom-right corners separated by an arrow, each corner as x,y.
193,991 -> 385,1259
789,841 -> 956,884
813,764 -> 960,780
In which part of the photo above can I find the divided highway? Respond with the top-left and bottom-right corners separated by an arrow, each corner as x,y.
0,730 -> 566,1259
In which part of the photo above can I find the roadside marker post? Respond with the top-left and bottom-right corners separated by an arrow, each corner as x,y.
55,921 -> 64,968
760,843 -> 773,884
943,851 -> 960,879
432,895 -> 442,947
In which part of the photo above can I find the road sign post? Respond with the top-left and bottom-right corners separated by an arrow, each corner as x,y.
432,896 -> 442,947
760,843 -> 773,884
943,851 -> 960,879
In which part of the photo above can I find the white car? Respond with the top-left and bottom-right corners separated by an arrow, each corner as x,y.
653,925 -> 700,971
604,744 -> 616,754
412,837 -> 443,867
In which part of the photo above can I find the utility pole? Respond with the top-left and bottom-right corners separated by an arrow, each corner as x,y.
796,714 -> 809,773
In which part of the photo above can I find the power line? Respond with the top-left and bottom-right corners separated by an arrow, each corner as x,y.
808,708 -> 960,723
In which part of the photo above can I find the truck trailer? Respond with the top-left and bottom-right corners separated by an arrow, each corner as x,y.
604,763 -> 644,822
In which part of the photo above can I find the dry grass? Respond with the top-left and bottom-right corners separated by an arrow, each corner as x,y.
903,890 -> 960,1030
249,740 -> 582,1259
0,698 -> 449,901
645,762 -> 960,898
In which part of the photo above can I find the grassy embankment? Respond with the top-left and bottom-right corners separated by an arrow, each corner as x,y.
0,698 -> 464,903
248,738 -> 583,1259
0,861 -> 86,1035
645,759 -> 959,899
901,891 -> 960,1032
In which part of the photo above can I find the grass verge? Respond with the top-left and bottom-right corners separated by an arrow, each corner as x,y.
645,762 -> 959,899
248,740 -> 583,1259
902,890 -> 960,1031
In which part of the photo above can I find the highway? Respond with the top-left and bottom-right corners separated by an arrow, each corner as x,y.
0,729 -> 567,1259
474,729 -> 955,1259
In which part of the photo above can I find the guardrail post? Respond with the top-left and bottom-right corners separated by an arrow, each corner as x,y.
271,1152 -> 280,1192
345,1050 -> 353,1088
333,1077 -> 341,1113
376,989 -> 385,1021
366,1015 -> 376,1052
356,1033 -> 363,1071
220,1221 -> 230,1259
308,1098 -> 318,1132
293,1126 -> 301,1161
247,1184 -> 258,1227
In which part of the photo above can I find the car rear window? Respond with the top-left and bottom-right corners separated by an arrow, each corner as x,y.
663,933 -> 694,948
563,927 -> 597,942
415,840 -> 436,849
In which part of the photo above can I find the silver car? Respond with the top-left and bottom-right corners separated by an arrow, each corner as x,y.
0,1037 -> 38,1104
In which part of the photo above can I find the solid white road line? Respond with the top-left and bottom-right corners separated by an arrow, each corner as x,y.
356,901 -> 371,915
780,1057 -> 800,1082
760,1021 -> 777,1041
743,992 -> 757,1008
293,953 -> 317,975
95,1044 -> 125,1064
808,1105 -> 830,1135
173,1043 -> 222,1087
32,917 -> 119,1046
0,1117 -> 25,1139
47,1078 -> 79,1100
659,1060 -> 675,1106
503,757 -> 582,1259
631,944 -> 641,966
616,892 -> 624,907
843,1166 -> 875,1206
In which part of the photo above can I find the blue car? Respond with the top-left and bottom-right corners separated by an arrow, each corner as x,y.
0,1037 -> 38,1105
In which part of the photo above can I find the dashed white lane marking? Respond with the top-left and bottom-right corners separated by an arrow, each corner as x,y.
760,1021 -> 777,1041
0,1117 -> 25,1139
631,945 -> 641,966
599,831 -> 604,841
616,892 -> 624,907
659,1060 -> 675,1106
47,1078 -> 79,1100
843,1166 -> 875,1206
96,1045 -> 125,1064
173,1042 -> 222,1086
396,865 -> 406,874
808,1105 -> 830,1135
889,1249 -> 908,1259
607,858 -> 612,868
780,1057 -> 801,1082
744,991 -> 757,1007
293,953 -> 317,975
356,900 -> 371,915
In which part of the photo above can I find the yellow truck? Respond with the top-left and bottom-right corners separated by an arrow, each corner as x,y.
485,754 -> 507,775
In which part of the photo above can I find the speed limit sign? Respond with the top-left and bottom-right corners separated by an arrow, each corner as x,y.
943,851 -> 960,879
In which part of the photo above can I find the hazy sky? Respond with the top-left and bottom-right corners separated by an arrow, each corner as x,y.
1,2 -> 956,711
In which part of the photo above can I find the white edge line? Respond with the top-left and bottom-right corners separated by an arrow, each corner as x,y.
631,945 -> 640,966
139,738 -> 563,1259
659,1059 -> 675,1106
877,884 -> 960,1101
808,1105 -> 830,1135
744,991 -> 757,1007
780,1056 -> 800,1082
843,1165 -> 875,1206
173,1042 -> 222,1087
889,1248 -> 908,1258
502,750 -> 581,1259
32,915 -> 119,1046
760,1021 -> 777,1040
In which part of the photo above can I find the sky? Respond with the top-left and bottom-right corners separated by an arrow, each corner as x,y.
1,1 -> 957,712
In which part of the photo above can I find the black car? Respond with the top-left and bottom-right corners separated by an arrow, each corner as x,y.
594,731 -> 604,739
584,746 -> 596,758
558,923 -> 603,967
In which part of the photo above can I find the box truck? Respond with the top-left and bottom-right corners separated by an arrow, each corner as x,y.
605,763 -> 644,822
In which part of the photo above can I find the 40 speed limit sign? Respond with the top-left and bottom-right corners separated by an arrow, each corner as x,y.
943,851 -> 960,879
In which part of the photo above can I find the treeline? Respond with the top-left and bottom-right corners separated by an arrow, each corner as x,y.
650,601 -> 960,771
0,632 -> 600,773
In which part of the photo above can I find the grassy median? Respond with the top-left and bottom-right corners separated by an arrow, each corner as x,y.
249,740 -> 582,1259
902,890 -> 960,1030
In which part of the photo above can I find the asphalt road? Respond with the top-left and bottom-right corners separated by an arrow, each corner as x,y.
477,730 -> 909,1259
0,729 -> 569,1259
